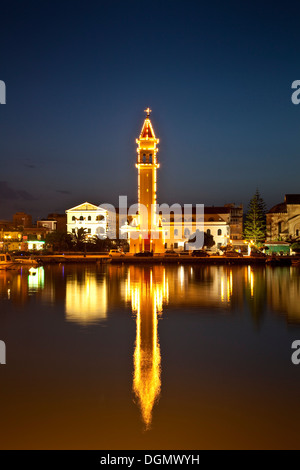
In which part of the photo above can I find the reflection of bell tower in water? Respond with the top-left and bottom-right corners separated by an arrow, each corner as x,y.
125,266 -> 169,428
129,108 -> 164,253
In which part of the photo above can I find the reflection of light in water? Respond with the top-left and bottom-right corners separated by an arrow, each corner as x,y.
250,270 -> 254,297
266,267 -> 300,321
179,266 -> 184,288
65,272 -> 107,324
28,267 -> 45,292
220,270 -> 234,303
227,277 -> 230,301
246,266 -> 254,297
127,266 -> 168,429
7,288 -> 10,299
221,276 -> 225,302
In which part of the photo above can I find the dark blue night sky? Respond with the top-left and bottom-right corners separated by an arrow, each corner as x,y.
0,0 -> 300,220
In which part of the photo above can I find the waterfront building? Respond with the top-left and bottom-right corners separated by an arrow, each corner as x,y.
0,230 -> 22,252
66,202 -> 108,239
47,213 -> 67,233
162,207 -> 230,251
13,212 -> 32,229
37,219 -> 57,231
224,204 -> 244,241
21,227 -> 49,251
266,194 -> 300,241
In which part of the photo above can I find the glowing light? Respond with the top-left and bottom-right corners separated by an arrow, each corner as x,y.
65,272 -> 107,324
179,266 -> 185,288
250,269 -> 254,297
126,266 -> 168,429
28,267 -> 45,291
221,276 -> 225,302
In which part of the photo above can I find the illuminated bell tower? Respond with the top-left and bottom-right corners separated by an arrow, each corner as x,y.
130,108 -> 164,253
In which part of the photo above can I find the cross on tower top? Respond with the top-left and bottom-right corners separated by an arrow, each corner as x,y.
144,107 -> 152,117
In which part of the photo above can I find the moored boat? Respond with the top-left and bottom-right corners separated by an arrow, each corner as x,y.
13,256 -> 39,266
0,254 -> 18,270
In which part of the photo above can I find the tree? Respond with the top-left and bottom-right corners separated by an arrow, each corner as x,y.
244,190 -> 267,245
45,231 -> 73,251
291,242 -> 300,254
187,229 -> 215,250
86,235 -> 114,252
72,227 -> 87,251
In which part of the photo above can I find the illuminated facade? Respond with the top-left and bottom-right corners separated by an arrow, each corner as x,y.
128,109 -> 164,253
125,109 -> 238,252
266,194 -> 300,241
162,211 -> 230,251
0,230 -> 22,252
66,202 -> 108,239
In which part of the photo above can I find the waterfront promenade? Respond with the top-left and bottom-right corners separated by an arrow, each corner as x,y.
33,253 -> 295,266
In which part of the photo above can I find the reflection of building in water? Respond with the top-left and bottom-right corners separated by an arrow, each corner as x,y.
125,266 -> 168,429
0,269 -> 28,304
28,267 -> 45,292
266,267 -> 300,323
65,270 -> 107,324
244,266 -> 267,326
161,265 -> 244,311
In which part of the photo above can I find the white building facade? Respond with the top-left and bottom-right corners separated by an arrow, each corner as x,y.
66,202 -> 108,239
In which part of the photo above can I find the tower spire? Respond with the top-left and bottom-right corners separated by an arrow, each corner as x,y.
139,108 -> 157,141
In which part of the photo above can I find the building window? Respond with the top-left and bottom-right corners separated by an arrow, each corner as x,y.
174,229 -> 178,236
96,215 -> 104,221
164,243 -> 168,249
207,229 -> 211,235
88,216 -> 91,221
218,229 -> 222,236
72,229 -> 75,233
184,228 -> 190,237
72,216 -> 76,221
143,154 -> 146,163
80,216 -> 84,221
88,229 -> 91,234
296,229 -> 299,237
149,154 -> 152,163
174,243 -> 178,249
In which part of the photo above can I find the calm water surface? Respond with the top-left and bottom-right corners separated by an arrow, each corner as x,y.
0,264 -> 300,449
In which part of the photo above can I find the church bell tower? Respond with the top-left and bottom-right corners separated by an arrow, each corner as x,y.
129,108 -> 164,253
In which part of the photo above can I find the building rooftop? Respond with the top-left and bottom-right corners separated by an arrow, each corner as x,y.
204,206 -> 230,214
285,194 -> 300,204
268,202 -> 287,214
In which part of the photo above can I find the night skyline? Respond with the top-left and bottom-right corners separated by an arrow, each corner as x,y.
1,0 -> 300,220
